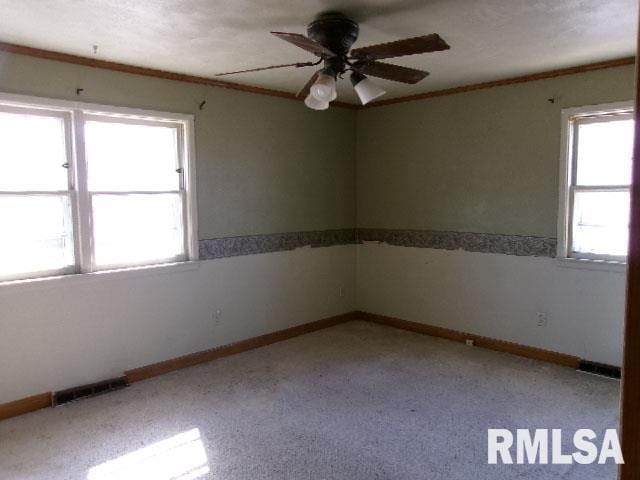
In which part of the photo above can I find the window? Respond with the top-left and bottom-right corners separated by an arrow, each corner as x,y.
558,101 -> 634,263
0,94 -> 197,282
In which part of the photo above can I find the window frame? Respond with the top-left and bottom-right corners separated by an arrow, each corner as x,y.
558,100 -> 634,266
0,105 -> 77,281
0,92 -> 198,283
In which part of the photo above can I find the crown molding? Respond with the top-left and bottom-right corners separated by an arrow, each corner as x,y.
0,41 -> 633,111
0,41 -> 358,109
365,56 -> 636,108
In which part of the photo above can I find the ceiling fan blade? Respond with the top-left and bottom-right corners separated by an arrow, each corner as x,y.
355,61 -> 429,84
271,32 -> 336,57
351,33 -> 450,61
297,70 -> 321,98
215,61 -> 317,76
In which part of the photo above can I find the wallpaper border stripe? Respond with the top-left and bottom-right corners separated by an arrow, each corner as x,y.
199,229 -> 358,259
357,228 -> 557,258
198,228 -> 557,259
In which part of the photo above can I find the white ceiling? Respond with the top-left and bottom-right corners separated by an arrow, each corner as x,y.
0,0 -> 636,103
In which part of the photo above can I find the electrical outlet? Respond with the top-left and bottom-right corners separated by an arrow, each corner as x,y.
536,312 -> 548,327
213,309 -> 222,325
465,339 -> 475,346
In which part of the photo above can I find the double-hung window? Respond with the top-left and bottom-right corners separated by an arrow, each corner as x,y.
558,101 -> 634,263
0,94 -> 197,282
0,106 -> 76,279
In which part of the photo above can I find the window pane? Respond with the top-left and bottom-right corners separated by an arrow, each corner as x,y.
0,195 -> 74,278
576,118 -> 633,186
85,120 -> 180,192
0,110 -> 68,191
572,190 -> 629,257
92,193 -> 184,267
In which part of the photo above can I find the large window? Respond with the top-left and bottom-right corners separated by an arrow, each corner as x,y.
0,94 -> 197,282
558,101 -> 634,263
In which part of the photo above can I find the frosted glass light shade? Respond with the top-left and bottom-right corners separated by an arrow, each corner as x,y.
311,74 -> 337,102
351,73 -> 386,105
304,93 -> 329,110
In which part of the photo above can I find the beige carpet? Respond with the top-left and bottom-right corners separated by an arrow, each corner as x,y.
0,320 -> 620,479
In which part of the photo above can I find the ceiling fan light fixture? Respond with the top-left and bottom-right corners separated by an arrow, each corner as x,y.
310,73 -> 337,102
219,15 -> 449,112
304,92 -> 329,110
351,72 -> 386,105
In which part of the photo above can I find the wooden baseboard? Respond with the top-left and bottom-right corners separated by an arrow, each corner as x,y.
125,311 -> 358,382
0,392 -> 52,422
0,310 -> 580,422
0,312 -> 357,422
356,311 -> 581,368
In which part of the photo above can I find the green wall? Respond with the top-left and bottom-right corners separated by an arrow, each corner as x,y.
0,52 -> 634,240
356,65 -> 635,237
0,52 -> 357,239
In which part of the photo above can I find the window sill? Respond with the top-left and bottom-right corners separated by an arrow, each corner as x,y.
556,257 -> 627,274
0,260 -> 201,293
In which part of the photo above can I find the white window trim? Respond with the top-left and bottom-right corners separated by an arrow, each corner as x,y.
0,261 -> 201,294
557,100 -> 633,271
0,92 -> 199,284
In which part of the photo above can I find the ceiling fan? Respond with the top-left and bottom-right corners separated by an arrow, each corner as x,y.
216,12 -> 450,109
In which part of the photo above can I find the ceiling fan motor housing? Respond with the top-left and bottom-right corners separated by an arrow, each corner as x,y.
307,12 -> 359,56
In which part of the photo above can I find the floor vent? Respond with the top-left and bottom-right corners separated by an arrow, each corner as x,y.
53,376 -> 129,406
577,360 -> 621,379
